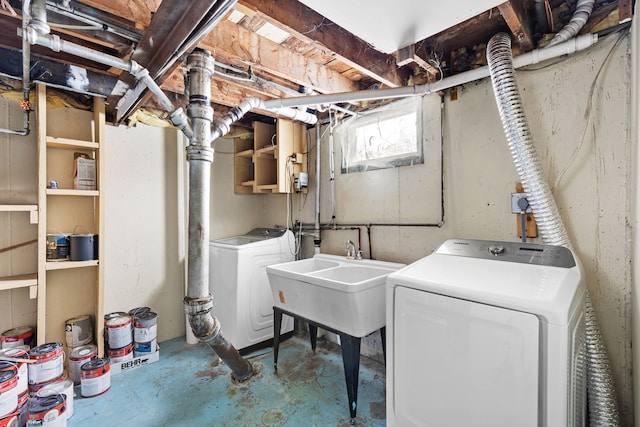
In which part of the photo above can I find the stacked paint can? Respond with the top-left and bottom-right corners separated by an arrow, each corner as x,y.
64,315 -> 96,387
0,346 -> 30,425
35,379 -> 74,420
27,343 -> 65,396
1,326 -> 35,350
104,313 -> 133,364
131,308 -> 157,357
0,362 -> 19,425
26,394 -> 67,427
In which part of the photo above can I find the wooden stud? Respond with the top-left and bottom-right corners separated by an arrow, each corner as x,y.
498,1 -> 534,51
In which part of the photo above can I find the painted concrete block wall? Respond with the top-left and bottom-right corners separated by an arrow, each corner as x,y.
260,33 -> 633,422
0,96 -> 38,334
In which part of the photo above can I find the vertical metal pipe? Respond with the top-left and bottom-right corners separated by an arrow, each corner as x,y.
314,123 -> 321,254
183,49 -> 252,382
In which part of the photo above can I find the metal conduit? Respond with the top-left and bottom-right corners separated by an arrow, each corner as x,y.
487,32 -> 620,426
0,0 -> 32,136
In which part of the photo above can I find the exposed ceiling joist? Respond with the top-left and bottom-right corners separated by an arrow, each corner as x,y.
498,0 -> 534,51
237,0 -> 410,88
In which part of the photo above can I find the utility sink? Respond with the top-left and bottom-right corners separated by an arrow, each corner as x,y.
267,254 -> 405,337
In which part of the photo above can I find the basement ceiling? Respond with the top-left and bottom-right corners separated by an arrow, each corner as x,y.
0,0 -> 633,130
299,0 -> 507,54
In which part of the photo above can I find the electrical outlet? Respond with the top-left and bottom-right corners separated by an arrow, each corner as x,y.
292,153 -> 304,164
511,193 -> 532,214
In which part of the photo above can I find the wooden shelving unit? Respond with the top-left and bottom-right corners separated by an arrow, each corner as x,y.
0,205 -> 39,298
233,119 -> 308,194
36,83 -> 105,356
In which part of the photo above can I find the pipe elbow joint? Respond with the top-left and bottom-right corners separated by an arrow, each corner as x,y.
129,61 -> 147,79
184,296 -> 221,342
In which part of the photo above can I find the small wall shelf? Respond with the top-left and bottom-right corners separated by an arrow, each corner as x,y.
0,204 -> 39,224
233,119 -> 308,194
0,274 -> 38,298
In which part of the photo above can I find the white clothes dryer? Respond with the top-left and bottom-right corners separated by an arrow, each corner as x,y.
209,228 -> 295,352
386,239 -> 586,427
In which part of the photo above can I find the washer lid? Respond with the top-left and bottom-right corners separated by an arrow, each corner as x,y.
244,228 -> 288,239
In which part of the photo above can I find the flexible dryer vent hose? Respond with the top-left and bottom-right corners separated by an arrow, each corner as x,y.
486,32 -> 620,426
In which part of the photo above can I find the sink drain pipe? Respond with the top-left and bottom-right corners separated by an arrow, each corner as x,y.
183,49 -> 253,382
487,32 -> 620,425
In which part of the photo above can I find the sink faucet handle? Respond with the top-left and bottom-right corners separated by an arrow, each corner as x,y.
345,239 -> 356,259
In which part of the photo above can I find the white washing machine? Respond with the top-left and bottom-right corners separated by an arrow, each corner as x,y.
209,228 -> 294,352
386,239 -> 586,427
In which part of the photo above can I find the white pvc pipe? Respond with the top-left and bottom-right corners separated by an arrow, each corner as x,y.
547,0 -> 595,48
263,34 -> 598,111
22,28 -> 193,138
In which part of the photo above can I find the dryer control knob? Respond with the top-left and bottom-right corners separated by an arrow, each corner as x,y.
488,245 -> 505,255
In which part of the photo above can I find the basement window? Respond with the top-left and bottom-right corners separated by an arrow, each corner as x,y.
336,97 -> 424,173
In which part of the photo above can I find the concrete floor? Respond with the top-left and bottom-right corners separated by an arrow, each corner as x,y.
70,334 -> 386,426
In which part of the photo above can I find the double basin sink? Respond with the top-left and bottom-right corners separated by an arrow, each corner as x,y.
266,254 -> 405,337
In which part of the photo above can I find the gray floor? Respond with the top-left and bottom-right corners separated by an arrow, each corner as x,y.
71,334 -> 386,426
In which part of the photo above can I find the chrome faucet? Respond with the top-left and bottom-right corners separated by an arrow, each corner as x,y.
346,239 -> 361,259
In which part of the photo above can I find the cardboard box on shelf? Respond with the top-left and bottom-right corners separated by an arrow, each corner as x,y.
73,153 -> 96,190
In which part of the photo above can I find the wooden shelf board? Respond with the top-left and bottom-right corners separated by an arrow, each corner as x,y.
240,181 -> 255,187
46,189 -> 99,197
256,184 -> 278,191
0,273 -> 37,291
47,137 -> 98,150
255,145 -> 276,155
0,204 -> 38,212
235,149 -> 254,158
46,260 -> 98,271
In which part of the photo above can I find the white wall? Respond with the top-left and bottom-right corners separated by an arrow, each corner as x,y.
103,123 -> 185,342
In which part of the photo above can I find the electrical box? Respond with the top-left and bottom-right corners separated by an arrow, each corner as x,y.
293,172 -> 308,192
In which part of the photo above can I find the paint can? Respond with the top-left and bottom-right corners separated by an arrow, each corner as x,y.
28,343 -> 64,386
133,311 -> 157,344
105,315 -> 132,350
69,228 -> 94,261
46,234 -> 70,261
133,339 -> 157,358
64,315 -> 93,348
67,344 -> 97,385
27,375 -> 63,396
0,347 -> 29,398
107,344 -> 133,365
0,408 -> 19,427
1,327 -> 34,349
103,312 -> 126,349
80,358 -> 110,398
26,394 -> 66,427
36,380 -> 74,420
128,307 -> 151,317
0,369 -> 18,417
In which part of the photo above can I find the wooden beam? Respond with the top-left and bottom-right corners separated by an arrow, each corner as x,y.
112,0 -> 221,123
395,44 -> 439,76
618,0 -> 632,24
200,19 -> 359,95
498,1 -> 534,51
237,0 -> 409,88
